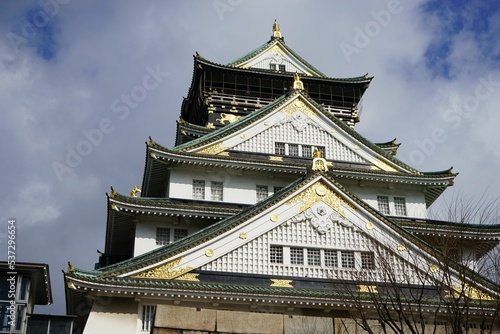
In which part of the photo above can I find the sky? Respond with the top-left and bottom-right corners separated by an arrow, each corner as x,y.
1,0 -> 500,315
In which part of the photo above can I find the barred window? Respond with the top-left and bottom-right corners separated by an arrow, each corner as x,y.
273,186 -> 283,193
141,305 -> 156,331
394,197 -> 407,216
173,228 -> 188,242
302,145 -> 312,158
341,251 -> 355,268
324,250 -> 338,267
275,142 -> 286,155
270,246 -> 283,264
316,146 -> 326,158
192,180 -> 205,200
290,247 -> 304,265
307,249 -> 321,266
211,181 -> 223,201
278,64 -> 286,72
288,144 -> 299,156
377,196 -> 390,215
269,63 -> 277,70
156,227 -> 170,245
256,185 -> 269,201
361,252 -> 375,269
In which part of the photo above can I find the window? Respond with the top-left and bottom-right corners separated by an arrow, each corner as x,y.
256,185 -> 269,201
274,142 -> 326,158
156,227 -> 170,245
307,249 -> 321,266
270,246 -> 283,264
341,251 -> 355,268
288,144 -> 299,156
141,305 -> 156,331
211,181 -> 223,201
361,252 -> 375,269
302,145 -> 312,158
173,228 -> 188,242
192,180 -> 205,200
394,197 -> 407,216
275,142 -> 286,155
157,228 -> 188,245
290,248 -> 304,265
273,186 -> 283,193
324,250 -> 338,267
0,275 -> 29,333
278,64 -> 286,72
377,196 -> 390,215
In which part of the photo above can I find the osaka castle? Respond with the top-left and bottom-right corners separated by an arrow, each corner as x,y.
65,21 -> 500,334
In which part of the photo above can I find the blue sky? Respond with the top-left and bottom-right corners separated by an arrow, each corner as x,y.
1,0 -> 500,315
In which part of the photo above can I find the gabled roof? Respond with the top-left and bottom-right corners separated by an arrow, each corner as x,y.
67,172 -> 498,303
172,89 -> 448,176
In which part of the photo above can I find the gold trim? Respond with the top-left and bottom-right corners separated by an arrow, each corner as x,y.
354,145 -> 360,150
279,98 -> 316,119
174,273 -> 200,282
110,203 -> 118,211
239,232 -> 247,240
216,113 -> 241,125
270,215 -> 279,222
240,134 -> 246,139
358,285 -> 378,293
429,264 -> 438,273
270,279 -> 293,288
264,121 -> 270,126
365,222 -> 374,230
286,181 -> 353,216
130,185 -> 141,197
375,158 -> 397,172
446,283 -> 495,301
397,244 -> 406,252
196,142 -> 229,155
132,258 -> 193,280
205,249 -> 214,257
269,156 -> 283,161
206,122 -> 215,129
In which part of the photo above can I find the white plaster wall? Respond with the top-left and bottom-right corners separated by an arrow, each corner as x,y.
168,166 -> 294,205
82,298 -> 138,334
347,184 -> 428,218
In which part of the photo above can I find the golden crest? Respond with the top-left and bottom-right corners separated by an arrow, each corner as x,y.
270,279 -> 293,288
132,258 -> 193,280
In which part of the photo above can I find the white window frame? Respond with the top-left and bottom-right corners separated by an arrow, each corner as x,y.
394,197 -> 407,216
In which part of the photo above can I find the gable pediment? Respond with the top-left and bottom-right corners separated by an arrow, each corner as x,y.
187,93 -> 405,173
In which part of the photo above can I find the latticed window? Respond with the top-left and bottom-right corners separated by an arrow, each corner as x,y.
316,146 -> 326,158
211,181 -> 223,201
394,197 -> 407,216
256,185 -> 269,201
269,63 -> 277,70
270,245 -> 283,264
302,145 -> 312,158
275,142 -> 286,155
288,144 -> 299,156
361,252 -> 375,269
192,180 -> 205,200
324,250 -> 338,267
341,251 -> 355,268
156,227 -> 170,245
290,247 -> 304,265
173,228 -> 188,242
377,196 -> 390,215
279,64 -> 286,71
141,305 -> 156,331
307,249 -> 321,266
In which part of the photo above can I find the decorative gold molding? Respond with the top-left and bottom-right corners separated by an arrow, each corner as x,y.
216,113 -> 241,125
196,142 -> 228,155
446,283 -> 495,301
286,181 -> 353,216
365,221 -> 374,230
130,185 -> 141,197
239,232 -> 247,240
270,215 -> 279,222
205,249 -> 214,257
132,258 -> 193,280
358,285 -> 378,293
375,158 -> 397,172
270,279 -> 293,288
397,244 -> 406,252
240,134 -> 246,139
269,156 -> 283,161
279,98 -> 316,119
174,273 -> 200,282
206,122 -> 215,129
429,264 -> 438,273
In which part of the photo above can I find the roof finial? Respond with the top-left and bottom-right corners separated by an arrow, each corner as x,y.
272,19 -> 282,39
293,71 -> 304,90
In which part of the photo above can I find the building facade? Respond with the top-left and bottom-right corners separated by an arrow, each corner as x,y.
65,22 -> 500,334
